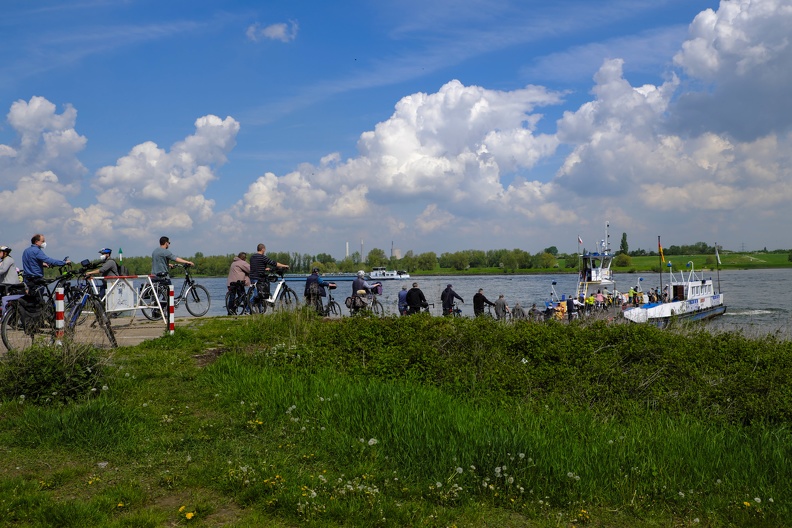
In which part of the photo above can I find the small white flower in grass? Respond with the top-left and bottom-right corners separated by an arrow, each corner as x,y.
142,403 -> 148,407
102,385 -> 109,391
567,472 -> 574,478
769,498 -> 774,503
368,438 -> 378,446
518,453 -> 525,459
52,392 -> 58,396
456,467 -> 463,474
125,372 -> 130,377
716,479 -> 722,485
521,357 -> 528,364
575,475 -> 580,481
97,461 -> 108,468
507,476 -> 514,484
754,497 -> 761,503
693,518 -> 700,523
436,482 -> 442,488
91,388 -> 97,392
678,491 -> 685,498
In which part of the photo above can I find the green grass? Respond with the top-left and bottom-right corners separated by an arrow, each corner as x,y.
1,311 -> 790,526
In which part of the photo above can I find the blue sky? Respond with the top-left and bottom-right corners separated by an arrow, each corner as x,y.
2,0 -> 791,261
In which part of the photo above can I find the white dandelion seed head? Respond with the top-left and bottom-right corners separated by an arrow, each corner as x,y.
754,497 -> 761,503
368,438 -> 378,446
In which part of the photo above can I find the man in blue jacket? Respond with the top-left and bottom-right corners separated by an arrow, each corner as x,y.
22,234 -> 70,285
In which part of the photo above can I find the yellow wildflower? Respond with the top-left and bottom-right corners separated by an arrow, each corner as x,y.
186,512 -> 195,519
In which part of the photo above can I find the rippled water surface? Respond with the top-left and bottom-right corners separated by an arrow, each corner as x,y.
169,268 -> 791,336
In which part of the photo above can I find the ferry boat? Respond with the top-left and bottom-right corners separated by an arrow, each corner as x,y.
622,261 -> 726,328
368,267 -> 410,280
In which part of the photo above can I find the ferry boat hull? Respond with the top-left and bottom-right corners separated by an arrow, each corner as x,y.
622,260 -> 726,328
623,297 -> 726,328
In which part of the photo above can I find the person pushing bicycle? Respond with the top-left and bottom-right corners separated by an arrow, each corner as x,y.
151,236 -> 194,285
304,267 -> 335,314
250,243 -> 289,302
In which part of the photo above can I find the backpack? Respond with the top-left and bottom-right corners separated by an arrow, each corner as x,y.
307,281 -> 322,299
118,263 -> 130,276
15,293 -> 43,327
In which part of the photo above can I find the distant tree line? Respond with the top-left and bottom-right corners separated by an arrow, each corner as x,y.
114,246 -> 571,277
111,240 -> 790,277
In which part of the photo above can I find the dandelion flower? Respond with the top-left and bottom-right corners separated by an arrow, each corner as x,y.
186,512 -> 194,519
179,506 -> 186,512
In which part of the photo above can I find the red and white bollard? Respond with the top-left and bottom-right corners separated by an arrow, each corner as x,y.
168,285 -> 175,335
55,287 -> 65,344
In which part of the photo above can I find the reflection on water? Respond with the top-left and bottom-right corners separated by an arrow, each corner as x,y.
171,268 -> 791,337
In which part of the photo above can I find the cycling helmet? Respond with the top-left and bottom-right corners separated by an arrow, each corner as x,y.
357,270 -> 365,277
99,248 -> 112,254
0,246 -> 10,253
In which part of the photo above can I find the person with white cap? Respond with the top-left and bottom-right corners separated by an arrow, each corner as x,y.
0,245 -> 19,296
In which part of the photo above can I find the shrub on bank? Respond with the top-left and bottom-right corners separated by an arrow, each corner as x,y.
0,342 -> 108,405
200,312 -> 792,425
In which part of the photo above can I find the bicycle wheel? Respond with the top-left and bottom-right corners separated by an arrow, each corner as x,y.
274,287 -> 299,311
184,284 -> 210,317
141,284 -> 168,321
1,303 -> 54,351
327,300 -> 342,318
1,303 -> 30,352
225,290 -> 243,315
65,297 -> 117,348
371,299 -> 384,317
248,284 -> 267,314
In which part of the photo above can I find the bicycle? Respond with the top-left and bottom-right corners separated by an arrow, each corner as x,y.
59,264 -> 117,348
247,268 -> 300,314
316,283 -> 341,317
444,302 -> 463,317
347,291 -> 384,316
2,261 -> 116,350
139,264 -> 211,321
225,280 -> 250,315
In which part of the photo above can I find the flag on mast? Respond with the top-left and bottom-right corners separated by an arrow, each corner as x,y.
577,235 -> 583,245
715,244 -> 721,265
658,237 -> 665,263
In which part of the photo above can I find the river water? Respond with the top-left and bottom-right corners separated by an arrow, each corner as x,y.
169,269 -> 791,336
